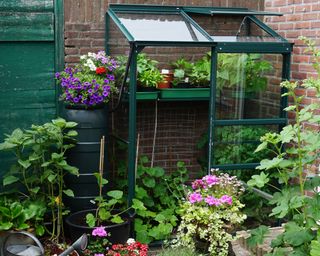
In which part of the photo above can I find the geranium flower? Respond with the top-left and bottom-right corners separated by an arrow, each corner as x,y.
92,226 -> 108,237
203,174 -> 219,187
205,196 -> 221,206
188,192 -> 202,203
96,66 -> 107,75
220,195 -> 233,205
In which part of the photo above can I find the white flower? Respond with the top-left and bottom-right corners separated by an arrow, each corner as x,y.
88,52 -> 97,58
80,55 -> 86,60
86,59 -> 96,71
127,238 -> 135,245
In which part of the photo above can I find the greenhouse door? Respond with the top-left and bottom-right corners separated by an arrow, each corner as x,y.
0,0 -> 64,177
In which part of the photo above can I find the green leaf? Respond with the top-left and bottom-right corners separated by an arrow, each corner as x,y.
35,225 -> 45,236
51,152 -> 63,160
52,118 -> 66,128
311,240 -> 320,256
98,208 -> 111,221
247,172 -> 269,188
30,186 -> 40,194
48,174 -> 57,183
63,164 -> 79,176
86,213 -> 96,228
111,215 -> 124,224
3,175 -> 19,186
107,190 -> 123,200
283,222 -> 315,247
0,222 -> 13,230
132,199 -> 146,211
18,159 -> 31,169
257,157 -> 283,170
63,189 -> 74,197
10,202 -> 23,218
255,141 -> 268,153
67,130 -> 78,137
284,105 -> 296,112
135,186 -> 148,199
142,177 -> 156,188
154,213 -> 166,223
247,225 -> 270,248
65,121 -> 78,128
153,167 -> 165,177
280,125 -> 295,143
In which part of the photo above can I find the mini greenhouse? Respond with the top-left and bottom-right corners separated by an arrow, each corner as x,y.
106,4 -> 293,205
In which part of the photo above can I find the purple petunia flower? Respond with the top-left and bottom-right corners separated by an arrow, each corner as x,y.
189,192 -> 202,204
103,90 -> 109,97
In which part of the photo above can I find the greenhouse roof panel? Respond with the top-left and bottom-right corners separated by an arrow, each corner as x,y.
114,12 -> 212,42
108,4 -> 290,46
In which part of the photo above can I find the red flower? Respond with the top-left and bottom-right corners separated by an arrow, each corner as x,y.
96,66 -> 107,75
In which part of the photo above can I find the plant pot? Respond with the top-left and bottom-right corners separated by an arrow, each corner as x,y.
65,209 -> 131,244
157,80 -> 171,89
157,73 -> 173,89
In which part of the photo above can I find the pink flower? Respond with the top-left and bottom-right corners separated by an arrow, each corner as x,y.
203,175 -> 219,187
92,226 -> 108,237
189,192 -> 203,204
94,254 -> 104,256
205,196 -> 221,206
191,179 -> 205,189
220,195 -> 233,205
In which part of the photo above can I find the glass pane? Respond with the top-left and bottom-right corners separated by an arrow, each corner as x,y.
191,14 -> 281,43
215,53 -> 283,119
115,12 -> 210,42
212,125 -> 277,165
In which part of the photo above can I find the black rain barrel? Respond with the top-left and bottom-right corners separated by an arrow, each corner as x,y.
62,105 -> 108,213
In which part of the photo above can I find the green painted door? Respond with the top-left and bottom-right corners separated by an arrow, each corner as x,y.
0,0 -> 63,176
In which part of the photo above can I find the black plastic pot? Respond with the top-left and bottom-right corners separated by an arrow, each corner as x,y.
62,105 -> 109,213
65,209 -> 131,245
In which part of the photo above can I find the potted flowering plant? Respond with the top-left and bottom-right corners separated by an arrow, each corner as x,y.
173,171 -> 246,255
55,51 -> 118,212
55,51 -> 118,108
106,238 -> 148,256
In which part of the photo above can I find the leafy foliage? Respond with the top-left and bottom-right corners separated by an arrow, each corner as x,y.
248,37 -> 320,255
133,157 -> 189,244
0,118 -> 79,242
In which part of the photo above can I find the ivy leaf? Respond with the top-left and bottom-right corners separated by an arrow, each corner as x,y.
247,172 -> 269,188
99,208 -> 111,221
135,186 -> 148,199
30,186 -> 40,194
3,175 -> 19,186
247,225 -> 270,248
35,225 -> 45,236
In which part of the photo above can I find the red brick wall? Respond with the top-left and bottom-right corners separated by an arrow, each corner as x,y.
63,0 -> 264,174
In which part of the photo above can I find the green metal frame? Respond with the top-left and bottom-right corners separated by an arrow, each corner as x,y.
106,4 -> 293,206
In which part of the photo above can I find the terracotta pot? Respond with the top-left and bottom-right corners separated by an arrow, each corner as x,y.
157,73 -> 173,89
